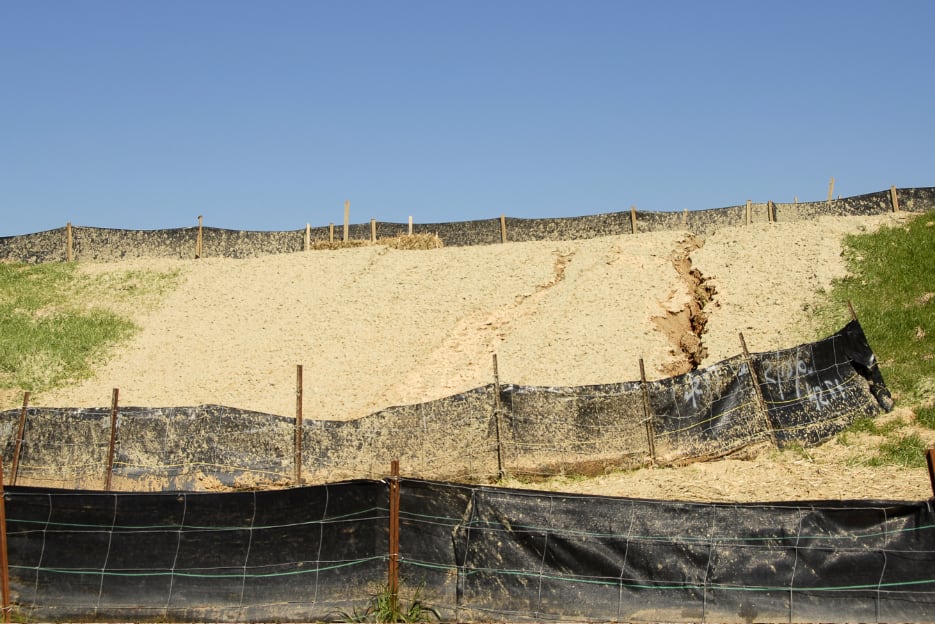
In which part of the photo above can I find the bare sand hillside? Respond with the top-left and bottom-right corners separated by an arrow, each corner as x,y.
24,212 -> 935,501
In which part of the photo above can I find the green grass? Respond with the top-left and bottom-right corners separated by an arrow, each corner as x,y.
0,262 -> 178,393
813,209 -> 935,416
343,583 -> 436,623
811,209 -> 935,466
864,433 -> 928,469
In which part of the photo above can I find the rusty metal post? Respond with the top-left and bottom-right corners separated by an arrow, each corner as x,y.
295,365 -> 303,484
926,448 -> 935,499
0,458 -> 10,623
105,388 -> 119,491
10,392 -> 29,486
639,359 -> 656,463
388,460 -> 400,617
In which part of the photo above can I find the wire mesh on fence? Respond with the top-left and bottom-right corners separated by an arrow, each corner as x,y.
4,479 -> 933,622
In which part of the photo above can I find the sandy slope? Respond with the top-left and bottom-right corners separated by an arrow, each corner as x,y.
25,212 -> 935,501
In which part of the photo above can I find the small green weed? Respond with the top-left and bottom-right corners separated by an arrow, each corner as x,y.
342,583 -> 436,623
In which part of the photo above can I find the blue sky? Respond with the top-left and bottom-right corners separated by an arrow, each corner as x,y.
2,1 -> 933,235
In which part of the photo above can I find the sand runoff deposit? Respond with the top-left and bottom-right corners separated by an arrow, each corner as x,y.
24,212 -> 935,501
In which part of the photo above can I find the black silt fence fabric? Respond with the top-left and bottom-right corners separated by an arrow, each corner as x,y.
649,354 -> 764,462
756,320 -> 892,446
3,188 -> 933,263
0,322 -> 892,488
5,481 -> 388,622
398,480 -> 935,623
4,480 -> 934,622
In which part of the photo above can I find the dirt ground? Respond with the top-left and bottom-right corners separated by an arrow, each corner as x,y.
19,212 -> 935,502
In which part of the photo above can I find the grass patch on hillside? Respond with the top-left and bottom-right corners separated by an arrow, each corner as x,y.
0,262 -> 178,393
813,209 -> 935,410
812,209 -> 935,466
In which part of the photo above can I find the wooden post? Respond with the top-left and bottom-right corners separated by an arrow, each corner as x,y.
65,222 -> 73,262
104,388 -> 119,491
370,219 -> 377,244
630,206 -> 637,234
926,448 -> 935,498
745,200 -> 752,225
10,392 -> 29,486
827,177 -> 835,202
768,200 -> 775,223
295,365 -> 303,484
739,334 -> 777,447
343,201 -> 350,242
304,223 -> 311,251
639,359 -> 656,463
847,300 -> 858,322
682,208 -> 688,227
388,460 -> 401,617
499,214 -> 507,243
329,223 -> 334,243
890,186 -> 900,213
794,195 -> 798,205
0,458 -> 10,624
492,354 -> 505,480
195,215 -> 204,258
408,216 -> 413,236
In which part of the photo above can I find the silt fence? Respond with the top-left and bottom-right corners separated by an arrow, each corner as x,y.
0,321 -> 891,491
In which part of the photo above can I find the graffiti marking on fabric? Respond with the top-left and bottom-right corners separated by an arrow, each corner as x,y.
761,353 -> 846,409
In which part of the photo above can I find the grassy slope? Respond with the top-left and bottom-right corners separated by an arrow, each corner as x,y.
813,209 -> 935,466
0,262 -> 178,395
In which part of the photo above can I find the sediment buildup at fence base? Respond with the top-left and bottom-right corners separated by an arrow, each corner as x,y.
4,479 -> 934,622
0,321 -> 891,491
0,186 -> 932,263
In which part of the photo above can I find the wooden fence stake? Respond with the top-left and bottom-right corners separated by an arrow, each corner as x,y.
739,334 -> 777,447
768,200 -> 775,223
745,200 -> 752,225
890,186 -> 900,213
329,223 -> 334,243
105,388 -> 119,491
408,216 -> 413,236
10,392 -> 29,486
196,215 -> 204,259
343,201 -> 350,242
682,208 -> 688,227
65,222 -> 73,262
847,300 -> 858,322
926,448 -> 935,498
370,219 -> 377,244
295,365 -> 303,484
388,460 -> 401,616
492,354 -> 505,480
304,224 -> 311,251
499,215 -> 507,243
639,359 -> 656,463
630,206 -> 637,234
827,177 -> 835,202
0,459 -> 10,623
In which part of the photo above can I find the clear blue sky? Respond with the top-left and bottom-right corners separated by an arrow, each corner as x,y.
2,1 -> 933,235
